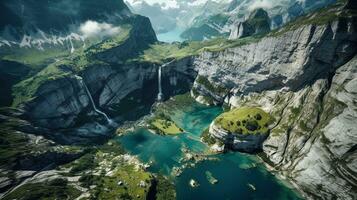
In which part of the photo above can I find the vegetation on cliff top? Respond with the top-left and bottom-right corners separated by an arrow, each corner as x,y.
214,107 -> 274,135
139,36 -> 262,64
86,25 -> 132,55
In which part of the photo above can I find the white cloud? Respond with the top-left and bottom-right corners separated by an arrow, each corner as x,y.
161,0 -> 179,10
79,20 -> 120,38
187,0 -> 209,7
126,0 -> 208,9
126,0 -> 231,10
248,0 -> 274,11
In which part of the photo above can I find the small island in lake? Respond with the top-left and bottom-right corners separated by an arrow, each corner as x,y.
189,179 -> 199,188
205,171 -> 218,184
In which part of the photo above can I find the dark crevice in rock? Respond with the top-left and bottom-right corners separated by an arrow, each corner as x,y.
305,25 -> 316,47
345,144 -> 357,154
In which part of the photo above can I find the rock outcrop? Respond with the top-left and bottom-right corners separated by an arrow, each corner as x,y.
209,123 -> 268,152
229,8 -> 271,39
229,21 -> 255,40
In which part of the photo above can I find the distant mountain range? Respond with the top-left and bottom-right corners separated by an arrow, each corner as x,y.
0,0 -> 134,50
125,0 -> 232,34
126,0 -> 337,41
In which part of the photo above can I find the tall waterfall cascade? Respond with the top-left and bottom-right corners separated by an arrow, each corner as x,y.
157,60 -> 175,102
76,75 -> 113,124
157,65 -> 164,101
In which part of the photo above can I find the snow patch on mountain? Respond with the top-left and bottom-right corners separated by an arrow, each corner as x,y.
0,32 -> 84,52
0,20 -> 126,52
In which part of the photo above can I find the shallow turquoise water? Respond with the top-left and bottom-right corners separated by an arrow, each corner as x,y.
117,103 -> 302,199
118,105 -> 222,174
176,152 -> 301,200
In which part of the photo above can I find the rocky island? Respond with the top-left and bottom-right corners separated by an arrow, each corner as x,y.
209,107 -> 274,152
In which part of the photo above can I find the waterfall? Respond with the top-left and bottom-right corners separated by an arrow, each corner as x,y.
157,65 -> 164,101
76,76 -> 112,124
69,38 -> 75,54
157,59 -> 175,102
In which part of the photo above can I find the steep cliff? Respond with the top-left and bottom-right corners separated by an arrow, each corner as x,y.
15,56 -> 194,130
193,2 -> 357,199
229,8 -> 271,39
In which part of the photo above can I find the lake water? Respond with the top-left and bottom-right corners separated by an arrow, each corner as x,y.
157,28 -> 185,43
117,103 -> 302,199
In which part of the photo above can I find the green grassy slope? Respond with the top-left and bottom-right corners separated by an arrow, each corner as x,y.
214,107 -> 274,135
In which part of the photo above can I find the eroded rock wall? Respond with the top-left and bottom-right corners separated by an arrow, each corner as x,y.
192,17 -> 357,199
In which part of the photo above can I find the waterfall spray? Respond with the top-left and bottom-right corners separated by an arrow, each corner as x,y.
76,76 -> 113,124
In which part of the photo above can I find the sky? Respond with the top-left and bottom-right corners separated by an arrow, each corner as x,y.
126,0 -> 180,9
125,0 -> 227,9
126,0 -> 293,10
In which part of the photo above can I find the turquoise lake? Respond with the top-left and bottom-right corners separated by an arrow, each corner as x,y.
117,103 -> 302,199
157,28 -> 185,43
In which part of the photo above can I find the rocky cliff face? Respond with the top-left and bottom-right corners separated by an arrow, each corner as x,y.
22,57 -> 195,130
209,123 -> 268,152
193,17 -> 356,102
24,75 -> 90,129
192,7 -> 357,199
